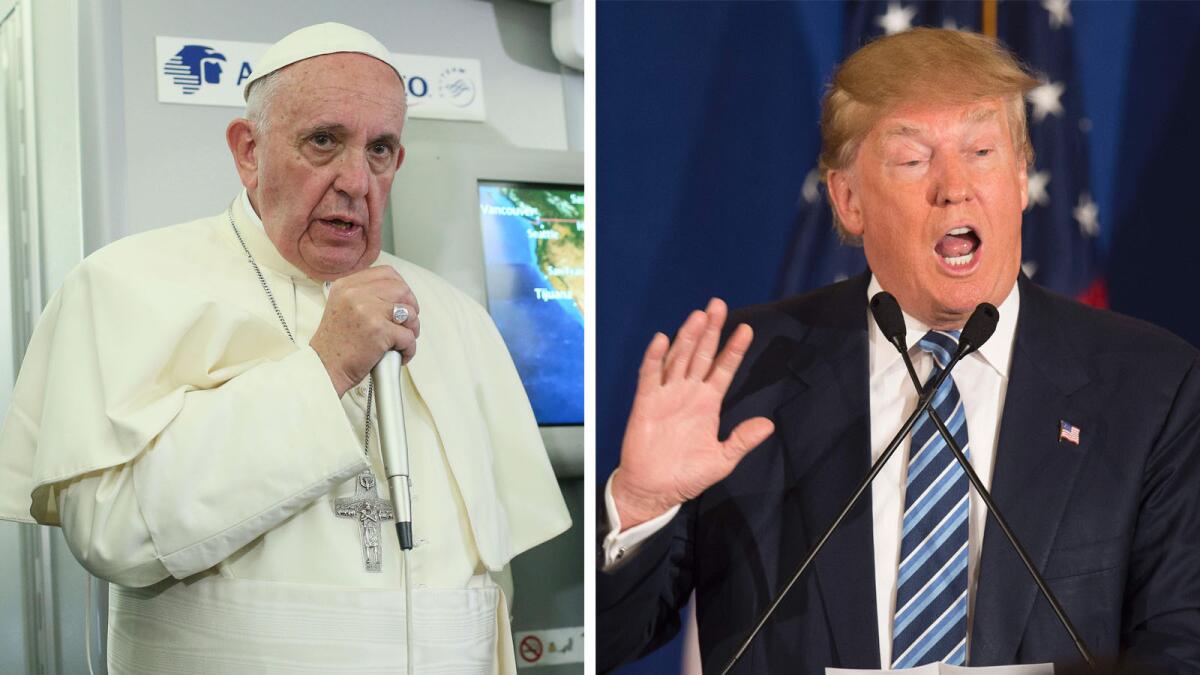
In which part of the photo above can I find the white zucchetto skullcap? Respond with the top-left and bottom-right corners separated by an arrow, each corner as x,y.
243,22 -> 399,100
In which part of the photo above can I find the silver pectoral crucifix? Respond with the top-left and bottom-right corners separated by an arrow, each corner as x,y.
334,470 -> 395,572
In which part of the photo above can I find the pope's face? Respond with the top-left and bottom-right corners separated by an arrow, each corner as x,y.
246,53 -> 406,280
830,99 -> 1028,328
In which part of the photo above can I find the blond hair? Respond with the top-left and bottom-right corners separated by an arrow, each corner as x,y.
820,28 -> 1039,243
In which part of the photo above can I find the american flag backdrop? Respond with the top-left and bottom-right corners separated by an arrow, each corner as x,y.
778,1 -> 1107,307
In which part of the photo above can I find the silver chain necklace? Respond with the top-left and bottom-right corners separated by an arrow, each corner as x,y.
227,206 -> 394,572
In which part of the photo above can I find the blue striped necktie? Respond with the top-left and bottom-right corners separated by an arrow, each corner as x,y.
891,329 -> 970,668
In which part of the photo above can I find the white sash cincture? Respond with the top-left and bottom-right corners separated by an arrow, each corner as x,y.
107,574 -> 509,674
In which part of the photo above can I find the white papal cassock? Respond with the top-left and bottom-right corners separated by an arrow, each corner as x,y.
0,192 -> 571,674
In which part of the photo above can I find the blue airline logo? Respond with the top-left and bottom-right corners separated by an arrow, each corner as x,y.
163,45 -> 227,94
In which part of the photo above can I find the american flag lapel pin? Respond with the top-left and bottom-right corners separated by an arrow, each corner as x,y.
1059,420 -> 1081,445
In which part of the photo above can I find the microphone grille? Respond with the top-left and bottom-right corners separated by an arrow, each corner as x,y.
959,303 -> 1000,355
869,292 -> 907,344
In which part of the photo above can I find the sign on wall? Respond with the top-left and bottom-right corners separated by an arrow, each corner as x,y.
155,36 -> 486,122
513,627 -> 584,668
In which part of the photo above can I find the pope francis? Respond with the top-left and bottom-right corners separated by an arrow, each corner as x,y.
0,23 -> 570,674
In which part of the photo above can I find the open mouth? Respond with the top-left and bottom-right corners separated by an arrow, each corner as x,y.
935,226 -> 981,268
318,218 -> 363,238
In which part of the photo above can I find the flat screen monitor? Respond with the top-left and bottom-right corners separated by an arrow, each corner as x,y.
477,181 -> 584,426
388,143 -> 584,476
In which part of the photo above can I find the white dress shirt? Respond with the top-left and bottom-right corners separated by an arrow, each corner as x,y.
604,275 -> 1021,665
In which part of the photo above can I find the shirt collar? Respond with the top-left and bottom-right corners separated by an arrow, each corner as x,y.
866,274 -> 1020,379
232,189 -> 319,286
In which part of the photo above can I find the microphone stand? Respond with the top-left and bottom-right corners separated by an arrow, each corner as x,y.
890,334 -> 1097,669
718,343 -> 972,675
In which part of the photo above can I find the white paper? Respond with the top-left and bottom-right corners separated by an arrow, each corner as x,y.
828,663 -> 1053,674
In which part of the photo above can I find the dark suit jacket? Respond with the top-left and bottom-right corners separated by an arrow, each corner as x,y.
598,274 -> 1200,674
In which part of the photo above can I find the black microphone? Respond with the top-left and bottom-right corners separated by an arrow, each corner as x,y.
870,291 -> 999,361
719,301 -> 994,675
870,292 -> 1096,669
869,291 -> 909,354
957,299 -> 999,359
870,292 -> 925,395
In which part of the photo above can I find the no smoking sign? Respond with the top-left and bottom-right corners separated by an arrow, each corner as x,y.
514,627 -> 584,668
519,636 -> 543,663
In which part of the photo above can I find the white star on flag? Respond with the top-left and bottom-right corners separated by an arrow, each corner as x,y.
877,2 -> 917,35
1026,169 -> 1051,208
802,169 -> 821,204
1042,0 -> 1073,30
1022,261 -> 1038,279
1074,193 -> 1100,237
1027,80 -> 1065,122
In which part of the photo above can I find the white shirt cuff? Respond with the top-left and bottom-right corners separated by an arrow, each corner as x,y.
602,472 -> 680,568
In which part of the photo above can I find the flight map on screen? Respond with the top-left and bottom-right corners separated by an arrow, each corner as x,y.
478,181 -> 584,426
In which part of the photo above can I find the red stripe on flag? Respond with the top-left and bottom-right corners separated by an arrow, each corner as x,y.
1076,278 -> 1109,309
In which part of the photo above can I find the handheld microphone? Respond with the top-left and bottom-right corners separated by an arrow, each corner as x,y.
371,350 -> 417,675
371,351 -> 414,550
719,301 -> 992,675
869,292 -> 1096,668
